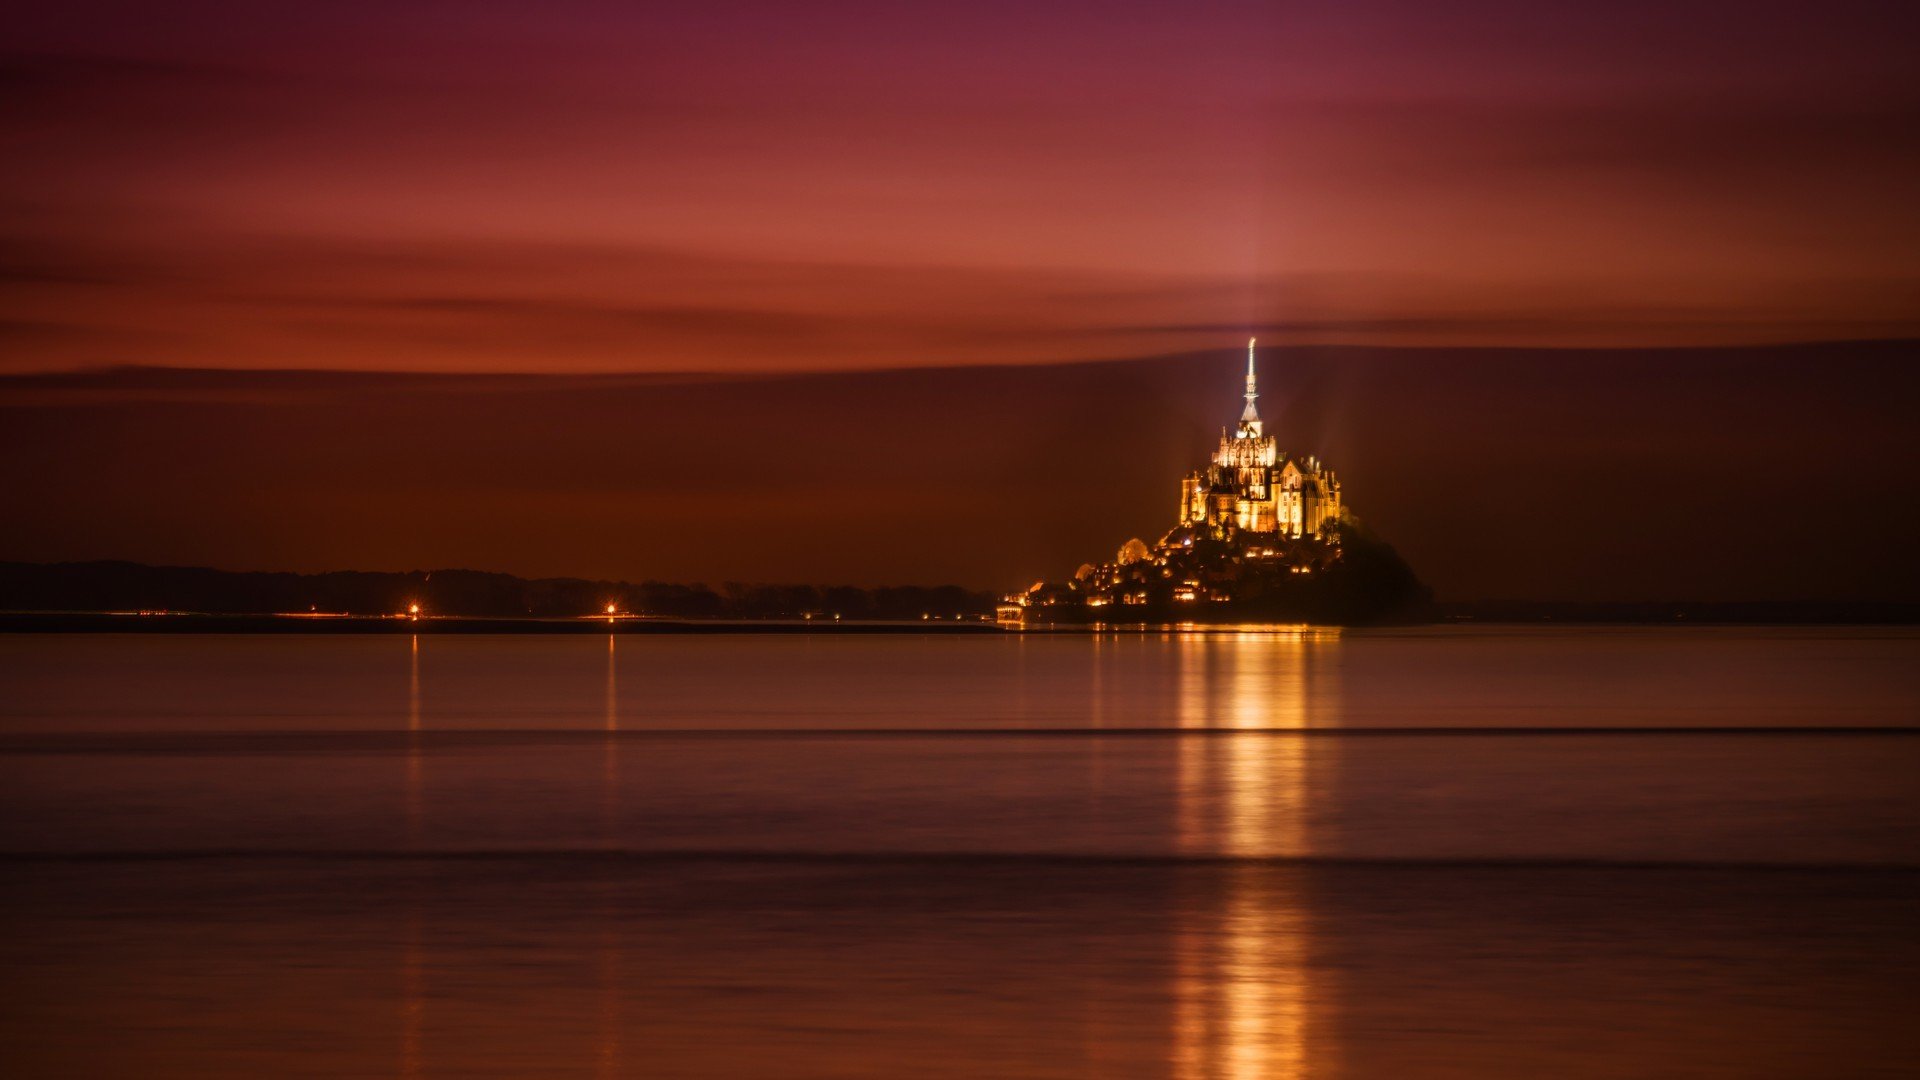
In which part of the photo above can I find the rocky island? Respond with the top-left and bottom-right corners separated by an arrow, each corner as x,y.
1005,341 -> 1427,625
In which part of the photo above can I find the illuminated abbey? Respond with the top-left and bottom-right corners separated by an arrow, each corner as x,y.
1180,339 -> 1343,539
1005,339 -> 1409,622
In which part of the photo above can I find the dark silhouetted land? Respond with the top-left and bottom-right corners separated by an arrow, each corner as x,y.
0,561 -> 996,624
1,561 -> 1915,630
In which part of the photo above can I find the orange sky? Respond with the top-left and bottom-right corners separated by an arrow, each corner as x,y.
6,0 -> 1918,374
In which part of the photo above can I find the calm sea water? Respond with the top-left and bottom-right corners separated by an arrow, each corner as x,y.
2,628 -> 1917,1077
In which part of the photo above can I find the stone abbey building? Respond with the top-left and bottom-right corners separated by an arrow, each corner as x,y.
1180,339 -> 1343,539
1004,340 -> 1370,621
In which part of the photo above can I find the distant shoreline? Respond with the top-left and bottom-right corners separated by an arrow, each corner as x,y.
7,561 -> 1915,629
0,613 -> 1004,634
1,608 -> 1916,633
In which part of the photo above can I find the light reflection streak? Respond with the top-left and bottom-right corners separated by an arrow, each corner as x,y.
599,633 -> 625,1077
602,633 -> 623,838
1091,631 -> 1106,729
401,633 -> 424,1079
1173,630 -> 1339,1080
605,633 -> 619,733
406,634 -> 422,842
597,918 -> 623,1080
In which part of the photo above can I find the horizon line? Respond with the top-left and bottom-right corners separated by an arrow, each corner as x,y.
6,558 -> 1919,612
2,335 -> 1915,385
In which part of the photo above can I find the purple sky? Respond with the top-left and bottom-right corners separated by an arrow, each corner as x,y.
6,1 -> 1917,373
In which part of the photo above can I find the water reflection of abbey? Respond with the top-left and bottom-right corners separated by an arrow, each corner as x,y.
1169,630 -> 1338,1080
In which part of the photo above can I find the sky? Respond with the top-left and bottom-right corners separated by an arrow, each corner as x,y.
3,1 -> 1918,598
6,0 -> 1918,374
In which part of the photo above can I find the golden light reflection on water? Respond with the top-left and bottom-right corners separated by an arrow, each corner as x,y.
405,634 -> 422,842
402,635 -> 425,1079
1174,630 -> 1338,1080
605,633 -> 619,733
599,633 -> 625,1078
597,922 -> 623,1080
603,633 -> 621,827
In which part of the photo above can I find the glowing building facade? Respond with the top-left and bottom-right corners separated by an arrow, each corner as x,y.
1179,340 -> 1342,539
1001,340 -> 1361,622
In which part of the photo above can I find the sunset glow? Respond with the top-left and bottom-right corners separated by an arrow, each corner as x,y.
5,1 -> 1917,378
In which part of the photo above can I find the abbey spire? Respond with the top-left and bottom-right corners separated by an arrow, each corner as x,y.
1238,337 -> 1263,435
